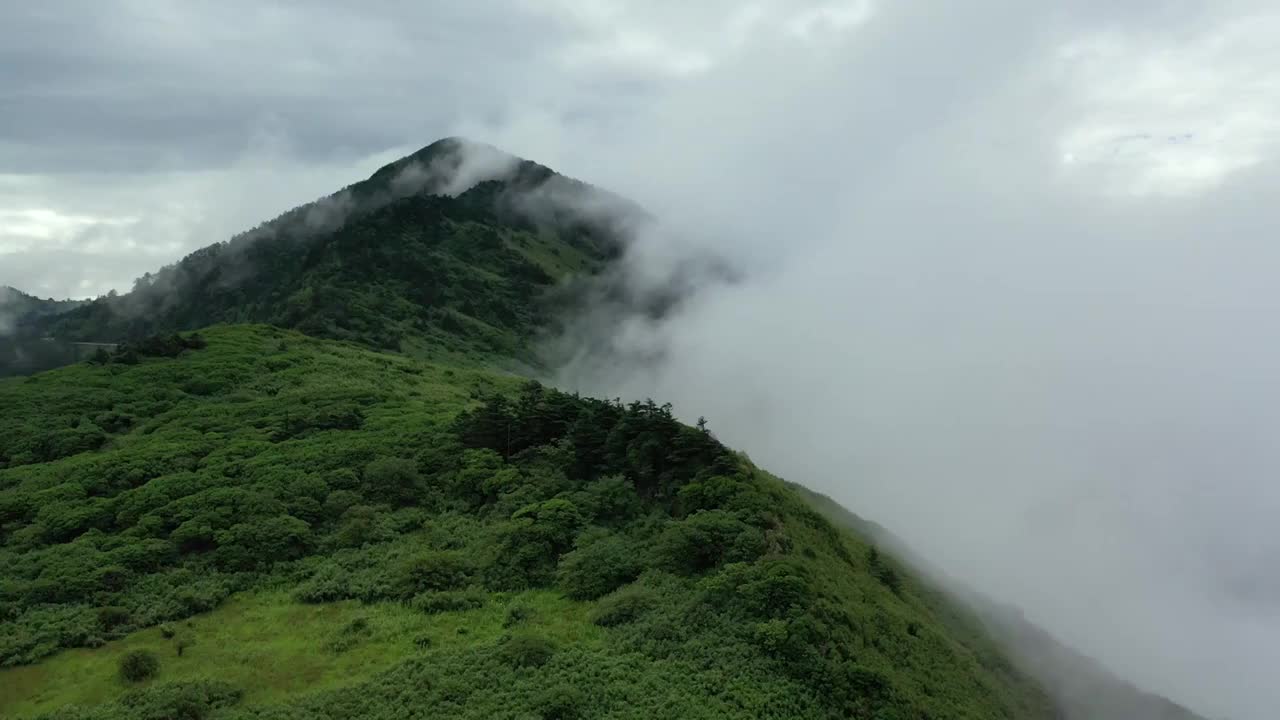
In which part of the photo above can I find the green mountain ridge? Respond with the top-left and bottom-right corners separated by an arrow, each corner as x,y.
0,287 -> 85,322
4,138 -> 642,375
0,140 -> 1209,720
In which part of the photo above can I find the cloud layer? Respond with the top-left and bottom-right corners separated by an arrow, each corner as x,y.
5,2 -> 1280,718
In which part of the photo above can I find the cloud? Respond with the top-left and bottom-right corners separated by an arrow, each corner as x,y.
528,4 -> 1280,720
1055,10 -> 1280,195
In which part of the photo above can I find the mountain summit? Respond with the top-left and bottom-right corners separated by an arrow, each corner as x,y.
7,138 -> 639,373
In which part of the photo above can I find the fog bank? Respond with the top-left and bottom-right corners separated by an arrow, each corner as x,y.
514,4 -> 1280,719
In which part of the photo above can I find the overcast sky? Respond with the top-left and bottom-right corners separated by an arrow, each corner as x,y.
4,2 -> 1280,718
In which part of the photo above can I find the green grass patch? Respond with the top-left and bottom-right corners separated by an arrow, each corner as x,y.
503,227 -> 594,280
0,588 -> 599,719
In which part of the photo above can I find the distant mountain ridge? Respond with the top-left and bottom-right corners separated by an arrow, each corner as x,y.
0,286 -> 84,329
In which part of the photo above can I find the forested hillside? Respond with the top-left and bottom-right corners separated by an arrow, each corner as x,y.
0,326 -> 1056,719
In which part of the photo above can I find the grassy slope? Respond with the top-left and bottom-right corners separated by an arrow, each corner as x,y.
0,325 -> 1055,720
2,588 -> 598,718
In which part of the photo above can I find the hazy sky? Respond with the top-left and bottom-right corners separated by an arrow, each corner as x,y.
4,2 -> 1280,718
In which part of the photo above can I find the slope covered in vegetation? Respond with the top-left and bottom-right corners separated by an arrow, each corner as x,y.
0,325 -> 1058,719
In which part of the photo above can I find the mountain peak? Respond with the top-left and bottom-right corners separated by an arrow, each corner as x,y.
356,136 -> 526,202
2,140 -> 636,373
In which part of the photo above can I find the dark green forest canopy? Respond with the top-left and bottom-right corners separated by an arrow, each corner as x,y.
0,326 -> 1057,719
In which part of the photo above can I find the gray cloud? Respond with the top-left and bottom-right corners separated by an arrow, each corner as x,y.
0,2 -> 579,174
4,2 -> 1280,718
532,4 -> 1280,719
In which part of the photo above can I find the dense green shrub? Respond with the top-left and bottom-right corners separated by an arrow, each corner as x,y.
96,606 -> 131,632
117,333 -> 207,360
590,584 -> 659,628
393,551 -> 473,597
294,565 -> 354,604
325,617 -> 372,654
537,683 -> 586,720
363,457 -> 421,506
868,546 -> 904,595
701,558 -> 812,620
502,604 -> 533,628
486,499 -> 585,589
118,649 -> 160,683
334,505 -> 385,548
650,510 -> 767,575
212,515 -> 314,570
322,490 -> 362,519
499,634 -> 556,668
556,533 -> 643,600
575,476 -> 641,524
113,680 -> 241,720
409,588 -> 486,615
